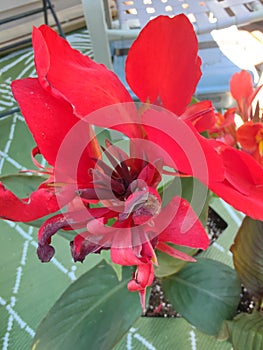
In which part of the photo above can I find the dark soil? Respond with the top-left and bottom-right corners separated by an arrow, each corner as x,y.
145,207 -> 255,317
206,207 -> 228,243
145,278 -> 179,317
237,286 -> 255,314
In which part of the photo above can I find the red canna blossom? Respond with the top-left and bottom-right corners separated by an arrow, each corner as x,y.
209,108 -> 236,146
40,132 -> 210,309
2,15 -> 212,308
228,70 -> 263,166
207,69 -> 263,170
2,14 -> 263,307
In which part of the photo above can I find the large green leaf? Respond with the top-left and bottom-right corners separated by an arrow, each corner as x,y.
0,173 -> 47,198
101,250 -> 122,281
154,245 -> 195,278
162,257 -> 241,335
0,219 -> 101,350
32,262 -> 142,350
231,216 -> 263,301
223,311 -> 263,350
114,317 -> 232,350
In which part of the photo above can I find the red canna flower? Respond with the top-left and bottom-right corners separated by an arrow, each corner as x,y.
3,14 -> 263,307
35,129 -> 210,310
2,15 -> 212,308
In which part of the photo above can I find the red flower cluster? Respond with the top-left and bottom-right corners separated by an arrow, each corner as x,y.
210,70 -> 263,166
2,14 -> 263,308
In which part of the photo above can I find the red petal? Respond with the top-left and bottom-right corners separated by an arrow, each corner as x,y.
236,122 -> 262,152
128,262 -> 154,290
126,14 -> 201,115
11,78 -> 81,166
33,25 -> 132,116
230,70 -> 255,120
230,70 -> 254,101
209,144 -> 263,220
221,146 -> 257,195
37,214 -> 68,262
11,78 -> 99,183
0,183 -> 59,222
127,262 -> 154,311
71,232 -> 104,262
181,100 -> 215,132
87,104 -> 224,185
137,163 -> 162,187
140,107 -> 224,184
157,196 -> 209,250
156,242 -> 196,262
38,207 -> 112,262
210,179 -> 263,221
209,108 -> 236,134
111,246 -> 144,266
110,223 -> 156,265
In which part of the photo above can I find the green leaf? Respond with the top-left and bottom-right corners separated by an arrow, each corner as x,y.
0,219 -> 101,349
114,317 -> 232,350
0,173 -> 47,198
162,257 -> 241,335
161,176 -> 210,226
223,311 -> 263,350
231,216 -> 263,301
32,262 -> 142,350
155,245 -> 195,278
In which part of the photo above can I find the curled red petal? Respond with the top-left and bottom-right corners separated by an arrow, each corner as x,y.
157,196 -> 209,250
127,262 -> 154,311
37,214 -> 68,262
0,183 -> 59,222
126,14 -> 201,115
128,262 -> 154,291
33,25 -> 133,117
181,100 -> 216,132
38,207 -> 114,262
71,233 -> 105,262
137,162 -> 163,188
156,242 -> 196,262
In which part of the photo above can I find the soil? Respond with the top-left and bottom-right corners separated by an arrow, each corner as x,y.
145,207 -> 255,317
